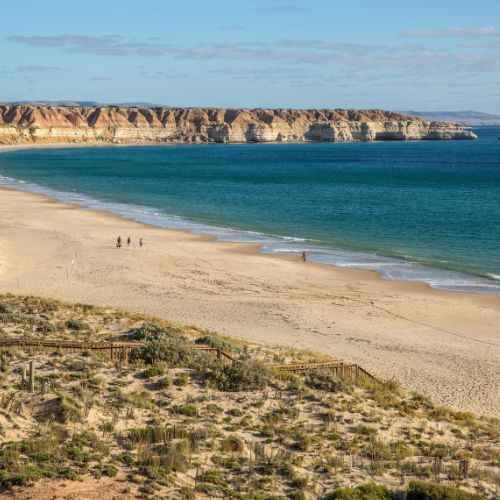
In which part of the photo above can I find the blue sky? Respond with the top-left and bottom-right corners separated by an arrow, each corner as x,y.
1,0 -> 500,112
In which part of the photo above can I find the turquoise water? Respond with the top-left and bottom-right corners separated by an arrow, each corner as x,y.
0,126 -> 499,295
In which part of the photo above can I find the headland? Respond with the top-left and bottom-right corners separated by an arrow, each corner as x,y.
0,105 -> 476,145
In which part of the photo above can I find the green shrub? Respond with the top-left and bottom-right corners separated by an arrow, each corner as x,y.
173,404 -> 197,416
207,404 -> 224,414
143,367 -> 164,378
195,335 -> 241,354
207,360 -> 270,392
126,474 -> 144,484
59,395 -> 83,422
175,374 -> 189,386
304,368 -> 345,392
103,465 -> 119,477
406,481 -> 483,500
158,377 -> 172,389
65,319 -> 90,331
355,424 -> 378,436
116,453 -> 135,467
295,434 -> 311,451
99,422 -> 115,433
325,484 -> 397,500
292,476 -> 308,491
129,339 -> 196,366
133,322 -> 185,342
289,492 -> 305,500
0,302 -> 14,314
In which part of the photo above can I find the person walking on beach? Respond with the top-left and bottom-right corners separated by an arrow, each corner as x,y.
117,236 -> 122,248
302,250 -> 307,261
127,237 -> 131,247
139,238 -> 143,247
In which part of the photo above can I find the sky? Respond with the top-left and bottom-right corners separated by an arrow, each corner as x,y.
1,0 -> 500,113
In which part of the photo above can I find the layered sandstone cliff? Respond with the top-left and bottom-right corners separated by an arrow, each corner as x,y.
0,105 -> 476,145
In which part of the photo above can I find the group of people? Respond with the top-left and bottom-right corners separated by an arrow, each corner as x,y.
116,236 -> 143,248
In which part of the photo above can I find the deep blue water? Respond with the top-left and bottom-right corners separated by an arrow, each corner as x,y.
1,126 -> 499,295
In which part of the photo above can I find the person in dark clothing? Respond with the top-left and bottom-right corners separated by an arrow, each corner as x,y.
302,250 -> 307,261
117,236 -> 122,248
127,237 -> 131,246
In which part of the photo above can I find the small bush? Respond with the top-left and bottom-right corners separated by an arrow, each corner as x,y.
222,434 -> 244,452
406,480 -> 483,500
292,476 -> 308,491
355,424 -> 378,436
0,302 -> 14,314
158,377 -> 172,389
129,339 -> 195,366
103,465 -> 119,477
65,319 -> 90,331
324,483 -> 398,500
134,322 -> 185,342
195,335 -> 241,354
207,360 -> 270,392
304,368 -> 345,392
143,367 -> 164,378
173,404 -> 197,416
126,474 -> 144,484
175,374 -> 189,386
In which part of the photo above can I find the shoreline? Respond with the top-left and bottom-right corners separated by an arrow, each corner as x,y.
0,186 -> 499,415
1,146 -> 499,298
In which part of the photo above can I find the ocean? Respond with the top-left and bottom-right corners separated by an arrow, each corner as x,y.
0,126 -> 499,296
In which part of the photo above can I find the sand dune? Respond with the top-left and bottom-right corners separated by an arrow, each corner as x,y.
0,187 -> 499,415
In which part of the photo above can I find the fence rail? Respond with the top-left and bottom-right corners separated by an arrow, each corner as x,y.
0,338 -> 143,361
0,338 -> 380,382
270,360 -> 381,384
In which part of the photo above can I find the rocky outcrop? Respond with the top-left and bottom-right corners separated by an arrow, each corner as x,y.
0,105 -> 477,145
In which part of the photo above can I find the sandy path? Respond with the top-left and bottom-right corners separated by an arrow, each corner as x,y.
0,187 -> 499,416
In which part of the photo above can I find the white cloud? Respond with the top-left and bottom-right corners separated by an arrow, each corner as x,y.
458,41 -> 500,48
400,26 -> 500,37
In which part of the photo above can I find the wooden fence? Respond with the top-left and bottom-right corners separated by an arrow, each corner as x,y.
270,360 -> 380,384
0,338 -> 143,361
0,338 -> 380,382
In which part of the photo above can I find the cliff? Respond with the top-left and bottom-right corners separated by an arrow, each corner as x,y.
0,105 -> 477,145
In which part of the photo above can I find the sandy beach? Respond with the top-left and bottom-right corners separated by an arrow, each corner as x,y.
0,186 -> 499,416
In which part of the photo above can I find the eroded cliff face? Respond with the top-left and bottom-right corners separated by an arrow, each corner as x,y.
0,105 -> 477,145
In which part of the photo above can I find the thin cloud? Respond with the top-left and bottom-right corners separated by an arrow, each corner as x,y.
221,26 -> 246,30
6,34 -> 500,76
458,41 -> 500,48
400,26 -> 500,37
7,35 -> 171,56
15,65 -> 60,72
273,39 -> 385,52
208,66 -> 301,75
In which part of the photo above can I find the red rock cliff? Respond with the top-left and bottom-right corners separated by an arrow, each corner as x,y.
0,105 -> 476,145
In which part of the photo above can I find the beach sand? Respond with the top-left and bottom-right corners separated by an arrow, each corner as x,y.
0,187 -> 499,416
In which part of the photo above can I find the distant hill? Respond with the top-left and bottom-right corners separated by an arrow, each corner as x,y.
402,111 -> 500,126
0,100 -> 170,108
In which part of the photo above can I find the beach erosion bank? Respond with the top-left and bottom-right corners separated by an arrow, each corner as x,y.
0,187 -> 499,416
